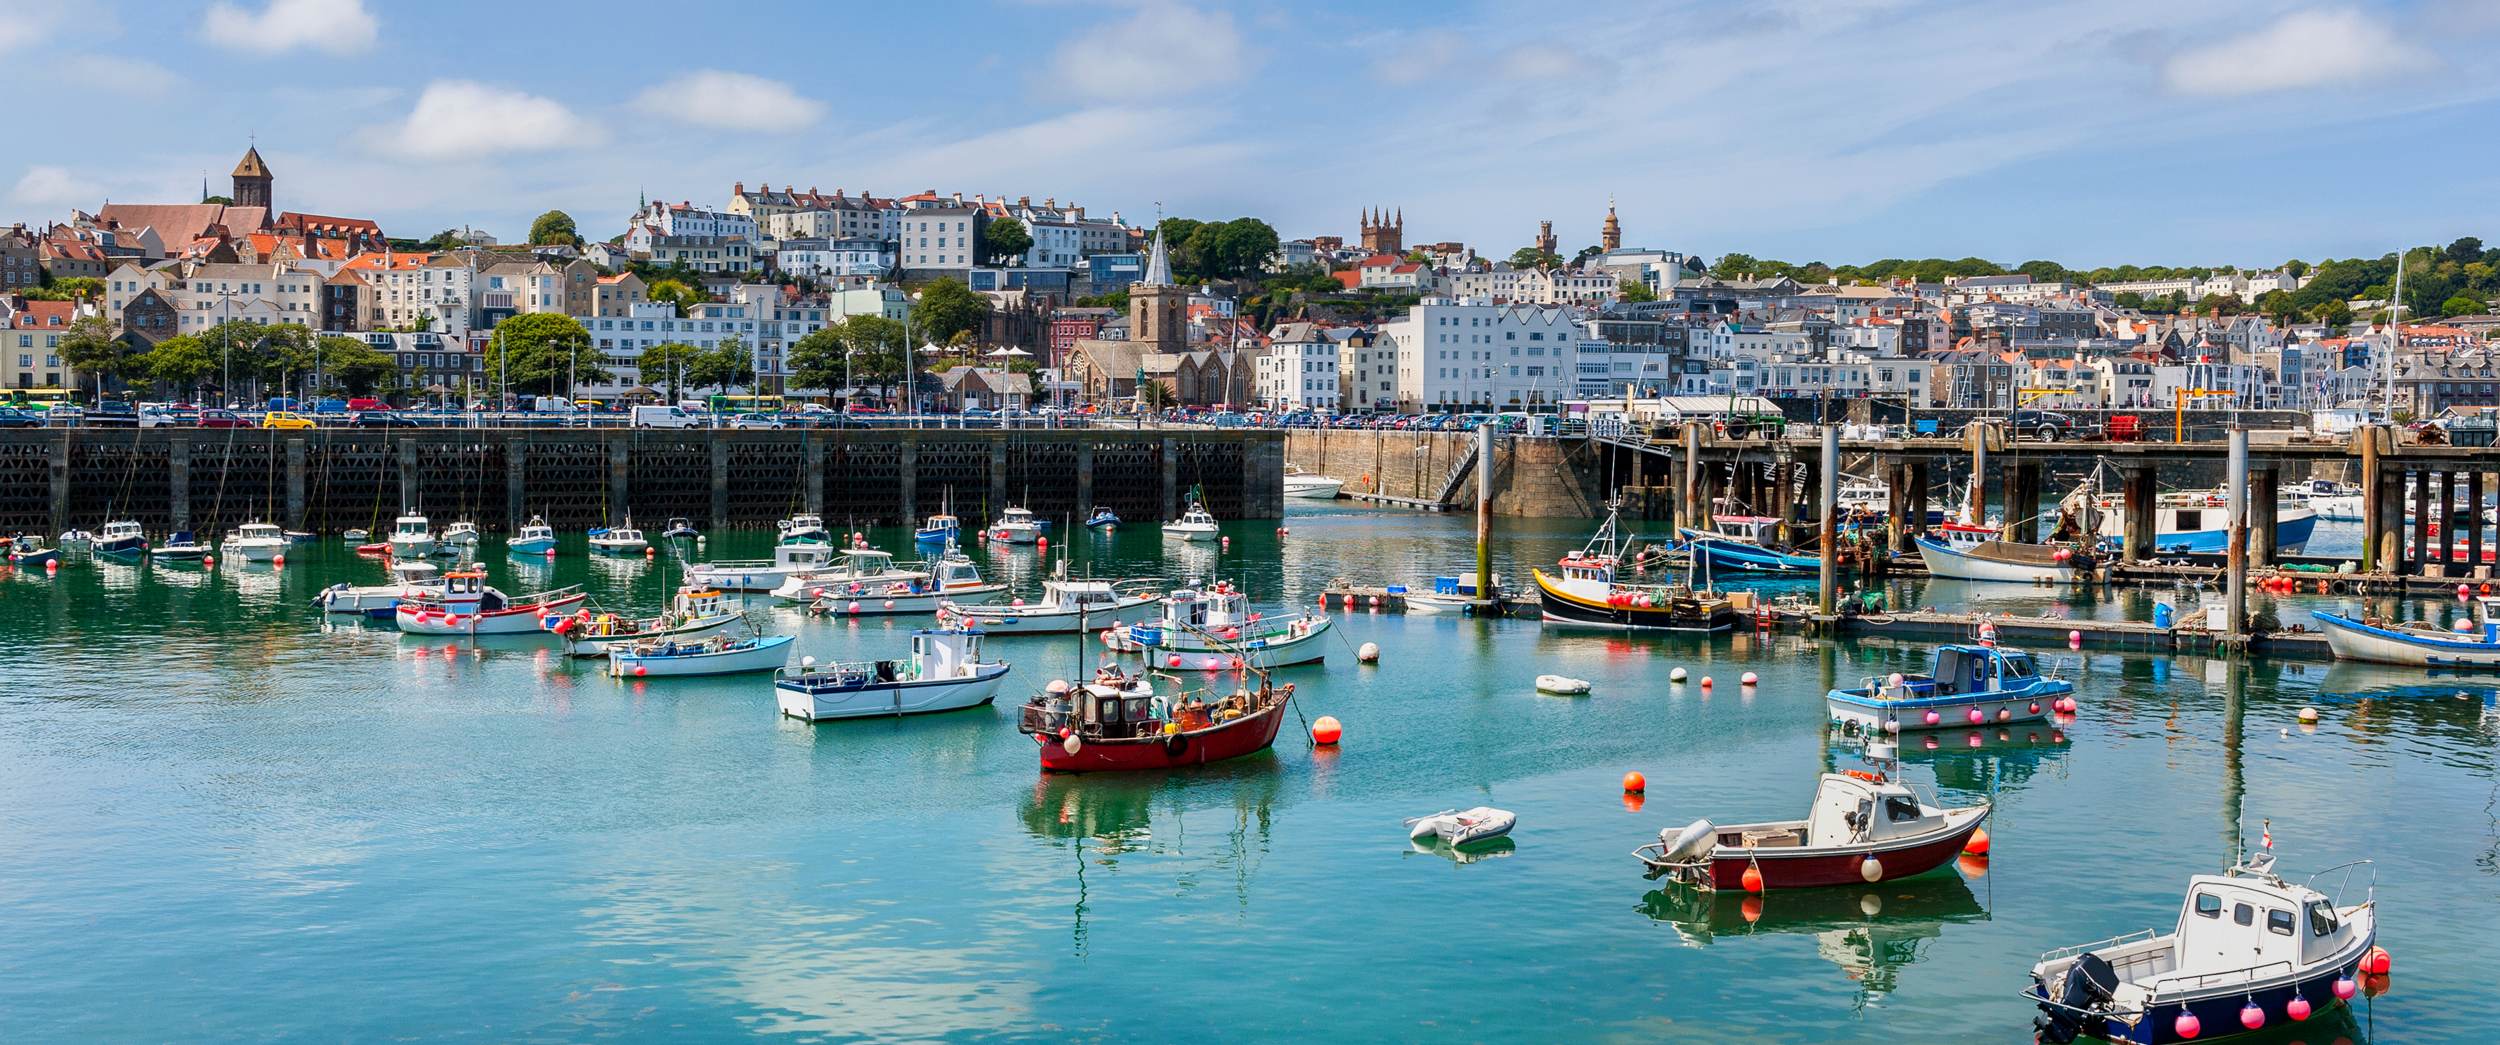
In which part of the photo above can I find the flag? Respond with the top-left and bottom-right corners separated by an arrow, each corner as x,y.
2261,825 -> 2273,849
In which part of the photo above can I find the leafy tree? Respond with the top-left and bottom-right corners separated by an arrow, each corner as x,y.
1158,216 -> 1278,281
842,315 -> 909,395
529,210 -> 581,246
201,194 -> 233,206
1075,288 -> 1132,313
2441,293 -> 2488,317
981,217 -> 1032,266
2449,237 -> 2484,266
2015,259 -> 2070,283
636,342 -> 706,401
1618,279 -> 1657,303
56,316 -> 127,397
141,335 -> 217,395
1571,245 -> 1604,268
690,335 -> 756,395
482,314 -> 603,397
911,278 -> 989,345
2309,299 -> 2353,328
1713,253 -> 1759,277
2113,291 -> 2146,310
647,278 -> 702,317
2256,290 -> 2303,325
1509,246 -> 1562,270
2284,259 -> 2309,279
315,335 -> 398,395
2194,293 -> 2245,316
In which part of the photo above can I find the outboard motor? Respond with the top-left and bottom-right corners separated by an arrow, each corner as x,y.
2033,952 -> 2116,1044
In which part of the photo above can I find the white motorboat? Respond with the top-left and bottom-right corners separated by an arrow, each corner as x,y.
1405,573 -> 1499,614
95,519 -> 149,556
685,540 -> 841,593
219,521 -> 289,562
1284,465 -> 1345,500
316,559 -> 443,617
552,587 -> 747,657
386,513 -> 435,558
588,520 -> 649,556
440,520 -> 481,547
940,566 -> 1160,634
985,506 -> 1044,545
1165,501 -> 1221,542
773,627 -> 1011,721
341,528 -> 369,543
776,513 -> 830,544
2312,595 -> 2500,667
2026,846 -> 2377,1045
1914,534 -> 2087,584
608,633 -> 794,678
1406,807 -> 1517,848
395,570 -> 586,634
1535,675 -> 1591,694
810,542 -> 1007,615
771,547 -> 926,603
57,529 -> 93,556
508,515 -> 556,555
2091,491 -> 2320,555
2291,478 -> 2365,522
1104,580 -> 1332,668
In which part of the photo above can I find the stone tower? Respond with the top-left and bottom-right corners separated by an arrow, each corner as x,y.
1128,227 -> 1187,354
232,146 -> 272,211
1535,220 -> 1557,259
1600,196 -> 1621,252
1359,207 -> 1403,255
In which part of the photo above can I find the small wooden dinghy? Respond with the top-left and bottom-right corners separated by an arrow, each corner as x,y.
1408,807 -> 1517,848
1535,674 -> 1592,694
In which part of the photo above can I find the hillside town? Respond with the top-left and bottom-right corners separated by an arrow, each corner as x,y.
4,143 -> 2491,421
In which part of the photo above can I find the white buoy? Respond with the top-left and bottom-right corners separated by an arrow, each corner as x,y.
1357,641 -> 1380,663
2297,706 -> 2320,724
1740,671 -> 1759,686
1669,667 -> 1689,683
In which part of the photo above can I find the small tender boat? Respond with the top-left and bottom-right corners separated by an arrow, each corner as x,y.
2026,845 -> 2377,1045
773,627 -> 1010,721
7,534 -> 58,567
661,517 -> 701,539
587,520 -> 649,555
914,511 -> 961,544
1164,501 -> 1221,542
985,506 -> 1044,544
1016,666 -> 1295,773
96,519 -> 149,556
1104,580 -> 1333,668
2312,596 -> 2500,666
395,571 -> 586,634
1405,573 -> 1498,614
1535,675 -> 1592,695
1826,643 -> 2075,732
1914,534 -> 2089,584
58,529 -> 94,555
777,513 -> 831,544
507,515 -> 557,555
386,513 -> 435,558
341,528 -> 370,543
608,633 -> 794,678
1084,507 -> 1120,529
439,520 -> 481,547
282,530 -> 316,545
220,522 -> 289,562
152,530 -> 210,562
315,559 -> 443,616
1634,768 -> 1990,889
551,587 -> 747,656
685,540 -> 840,593
1407,807 -> 1517,848
1284,465 -> 1345,500
941,567 -> 1161,634
808,543 -> 1006,615
770,546 -> 926,604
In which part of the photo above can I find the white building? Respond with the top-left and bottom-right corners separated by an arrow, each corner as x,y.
1022,219 -> 1084,270
1338,333 -> 1399,411
774,238 -> 894,280
161,262 -> 320,332
579,301 -> 764,399
1256,323 -> 1339,410
631,200 -> 757,242
900,208 -> 979,276
1380,298 -> 1584,410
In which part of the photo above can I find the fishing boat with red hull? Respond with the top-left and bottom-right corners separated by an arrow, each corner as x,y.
1018,667 -> 1294,773
1636,767 -> 1990,889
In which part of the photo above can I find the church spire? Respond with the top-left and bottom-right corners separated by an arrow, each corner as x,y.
1141,226 -> 1172,285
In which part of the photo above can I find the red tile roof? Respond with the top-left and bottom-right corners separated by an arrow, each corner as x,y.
9,300 -> 76,328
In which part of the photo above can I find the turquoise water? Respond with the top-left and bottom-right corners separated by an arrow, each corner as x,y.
1,509 -> 2490,1042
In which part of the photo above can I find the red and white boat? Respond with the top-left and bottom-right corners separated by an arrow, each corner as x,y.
1635,769 -> 1989,889
396,569 -> 586,634
1017,666 -> 1294,773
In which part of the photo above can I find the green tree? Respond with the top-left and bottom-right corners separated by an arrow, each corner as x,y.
56,316 -> 127,397
647,278 -> 702,317
636,342 -> 706,401
2310,299 -> 2353,328
2194,293 -> 2244,316
1713,253 -> 1759,277
2113,291 -> 2146,310
2448,237 -> 2484,266
2284,259 -> 2310,279
2441,293 -> 2488,317
421,228 -> 469,251
911,278 -> 988,345
1618,279 -> 1657,303
690,335 -> 756,395
314,335 -> 398,395
2256,290 -> 2303,325
141,335 -> 217,396
201,194 -> 233,206
2014,259 -> 2070,284
981,217 -> 1032,266
483,314 -> 603,397
529,210 -> 581,246
1508,246 -> 1562,270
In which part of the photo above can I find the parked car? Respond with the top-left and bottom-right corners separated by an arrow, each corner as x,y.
350,411 -> 420,428
260,410 -> 318,430
0,407 -> 43,428
346,397 -> 386,412
725,412 -> 784,430
197,409 -> 253,429
2008,409 -> 2085,442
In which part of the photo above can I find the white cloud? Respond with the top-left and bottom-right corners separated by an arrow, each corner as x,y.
1049,4 -> 1248,100
9,166 -> 101,209
362,81 -> 601,160
1371,30 -> 1460,86
59,54 -> 182,97
201,0 -> 376,56
2163,9 -> 2424,96
0,1 -> 62,52
1498,43 -> 1605,82
632,71 -> 825,131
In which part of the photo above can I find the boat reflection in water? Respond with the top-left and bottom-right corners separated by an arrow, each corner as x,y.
1019,769 -> 1283,957
1407,834 -> 1515,865
1637,874 -> 1988,1001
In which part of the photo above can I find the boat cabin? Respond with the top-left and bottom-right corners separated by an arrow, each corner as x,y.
1162,583 -> 1249,628
672,587 -> 732,617
393,515 -> 431,537
102,520 -> 145,542
2164,871 -> 2358,981
1887,644 -> 2039,698
1704,515 -> 1784,544
1555,549 -> 1616,584
932,552 -> 986,589
1041,578 -> 1130,610
833,548 -> 905,579
234,523 -> 283,542
774,542 -> 838,570
999,507 -> 1036,525
1789,773 -> 1945,849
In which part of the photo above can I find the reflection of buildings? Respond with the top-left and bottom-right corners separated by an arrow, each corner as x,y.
1637,875 -> 1987,1003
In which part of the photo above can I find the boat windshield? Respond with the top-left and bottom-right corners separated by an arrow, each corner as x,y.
2000,652 -> 2036,678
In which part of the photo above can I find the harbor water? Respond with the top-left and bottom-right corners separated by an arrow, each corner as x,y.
1,508 -> 2490,1042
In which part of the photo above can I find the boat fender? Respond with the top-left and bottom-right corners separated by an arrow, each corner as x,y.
1164,732 -> 1188,757
1659,819 -> 1715,863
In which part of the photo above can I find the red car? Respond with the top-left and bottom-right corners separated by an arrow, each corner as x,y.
197,409 -> 254,429
346,397 -> 385,412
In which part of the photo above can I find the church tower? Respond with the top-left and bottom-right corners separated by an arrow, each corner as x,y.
1600,196 -> 1621,252
1535,220 -> 1557,259
1359,207 -> 1403,255
232,146 -> 273,212
1128,227 -> 1187,354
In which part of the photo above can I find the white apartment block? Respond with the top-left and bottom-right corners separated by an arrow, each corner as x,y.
580,301 -> 763,398
1339,336 -> 1399,411
1381,299 -> 1583,410
900,209 -> 978,274
1256,335 -> 1340,411
775,239 -> 894,280
631,200 -> 758,242
162,263 -> 320,331
1023,220 -> 1084,269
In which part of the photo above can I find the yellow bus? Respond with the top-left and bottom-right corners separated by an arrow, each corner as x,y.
2,388 -> 75,411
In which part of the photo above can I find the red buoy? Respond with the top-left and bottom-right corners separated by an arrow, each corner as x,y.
1740,865 -> 1763,892
1963,828 -> 1991,855
2362,946 -> 2392,975
1310,715 -> 1342,745
1621,770 -> 1646,793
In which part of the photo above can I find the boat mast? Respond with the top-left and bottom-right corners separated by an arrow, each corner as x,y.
2382,249 -> 2405,419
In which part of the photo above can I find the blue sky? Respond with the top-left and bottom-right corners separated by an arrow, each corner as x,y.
3,0 -> 2496,269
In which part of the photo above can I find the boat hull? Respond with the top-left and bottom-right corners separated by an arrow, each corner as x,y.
2031,946 -> 2369,1045
508,538 -> 556,555
225,541 -> 284,562
1679,530 -> 1820,574
1914,536 -> 2079,584
95,536 -> 148,556
2312,610 -> 2500,666
685,564 -> 796,592
1037,697 -> 1289,773
318,583 -> 430,615
1825,677 -> 2074,732
387,537 -> 435,558
775,664 -> 1009,721
10,549 -> 59,567
396,593 -> 587,634
1698,812 -> 1985,889
1109,616 -> 1333,668
1284,478 -> 1344,499
608,635 -> 794,677
816,584 -> 1005,615
947,596 -> 1160,634
2099,508 -> 2321,555
1533,570 -> 1738,632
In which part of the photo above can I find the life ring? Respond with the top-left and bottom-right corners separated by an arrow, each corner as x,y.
1163,733 -> 1189,757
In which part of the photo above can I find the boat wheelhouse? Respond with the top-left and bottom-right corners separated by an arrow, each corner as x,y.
1105,580 -> 1333,668
386,513 -> 435,558
587,520 -> 649,555
508,516 -> 557,555
95,520 -> 148,556
440,520 -> 481,547
777,513 -> 830,543
220,522 -> 288,562
1826,643 -> 2075,732
1164,502 -> 1221,542
914,512 -> 961,544
985,506 -> 1044,545
685,540 -> 841,593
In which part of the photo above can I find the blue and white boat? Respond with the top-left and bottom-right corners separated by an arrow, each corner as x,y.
2093,492 -> 2319,555
95,519 -> 148,557
1677,526 -> 1820,575
1085,507 -> 1120,529
152,530 -> 209,562
914,512 -> 961,544
2312,596 -> 2500,667
508,515 -> 557,555
772,627 -> 1010,721
1826,643 -> 2074,732
8,534 -> 58,567
607,633 -> 794,678
2027,847 -> 2376,1045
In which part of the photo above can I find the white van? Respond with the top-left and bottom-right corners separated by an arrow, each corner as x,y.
531,396 -> 577,413
631,405 -> 704,429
